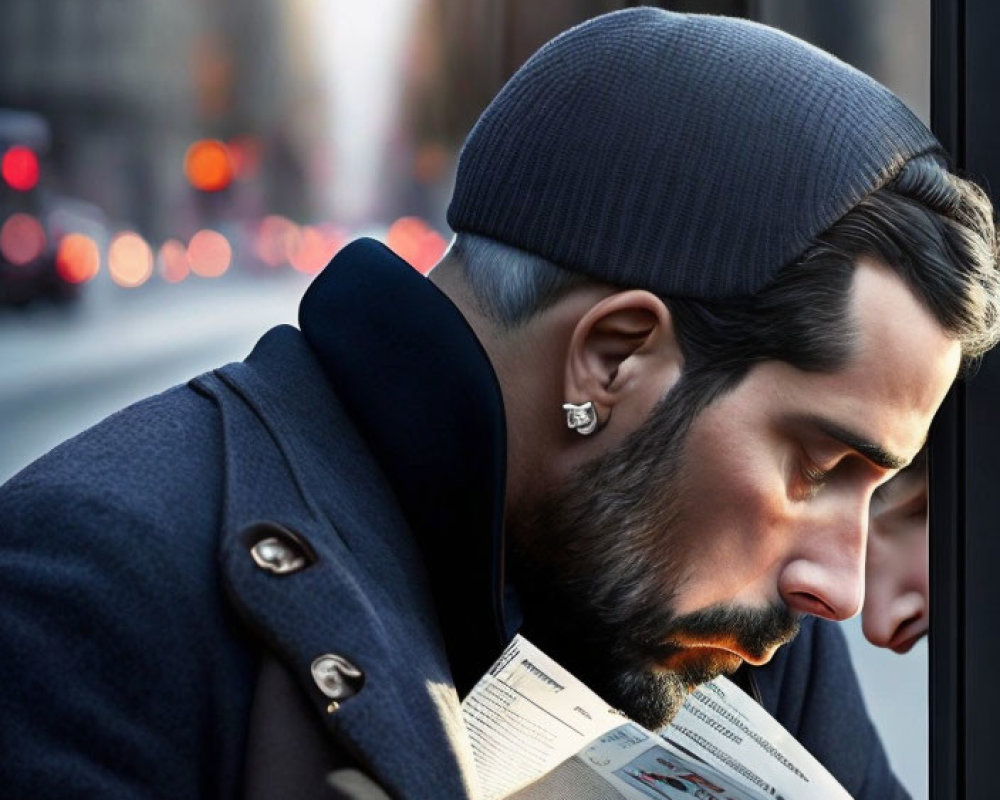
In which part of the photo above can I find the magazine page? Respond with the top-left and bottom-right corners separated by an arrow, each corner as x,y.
462,635 -> 626,800
464,635 -> 847,800
662,677 -> 852,800
509,722 -> 765,800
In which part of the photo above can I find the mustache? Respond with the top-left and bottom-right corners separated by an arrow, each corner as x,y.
644,602 -> 801,664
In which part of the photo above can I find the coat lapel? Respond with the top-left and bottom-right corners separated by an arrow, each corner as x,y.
193,326 -> 480,800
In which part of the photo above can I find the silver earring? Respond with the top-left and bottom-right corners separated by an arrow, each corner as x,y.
562,401 -> 598,436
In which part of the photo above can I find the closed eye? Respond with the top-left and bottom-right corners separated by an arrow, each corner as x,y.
802,462 -> 831,486
794,457 -> 831,500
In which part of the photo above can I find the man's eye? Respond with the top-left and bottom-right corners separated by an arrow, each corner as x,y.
802,462 -> 830,483
797,461 -> 831,499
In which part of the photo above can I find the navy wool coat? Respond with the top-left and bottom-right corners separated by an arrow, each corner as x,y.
0,321 -> 481,798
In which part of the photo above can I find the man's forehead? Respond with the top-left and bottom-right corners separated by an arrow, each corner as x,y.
848,258 -> 958,365
831,260 -> 961,424
739,261 -> 958,463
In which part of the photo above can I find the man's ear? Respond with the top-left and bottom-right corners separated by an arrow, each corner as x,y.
564,290 -> 684,431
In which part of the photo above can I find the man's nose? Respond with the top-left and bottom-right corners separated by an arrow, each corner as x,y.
777,508 -> 867,622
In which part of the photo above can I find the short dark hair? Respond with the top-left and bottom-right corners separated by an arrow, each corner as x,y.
665,156 -> 1000,406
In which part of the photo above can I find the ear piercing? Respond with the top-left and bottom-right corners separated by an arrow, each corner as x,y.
562,401 -> 599,436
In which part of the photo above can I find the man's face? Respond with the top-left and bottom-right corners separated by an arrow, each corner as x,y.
509,259 -> 961,728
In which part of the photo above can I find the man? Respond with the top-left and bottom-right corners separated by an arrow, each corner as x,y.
1,8 -> 997,800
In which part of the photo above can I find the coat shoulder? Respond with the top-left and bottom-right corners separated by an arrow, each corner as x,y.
3,380 -> 223,529
0,379 -> 254,799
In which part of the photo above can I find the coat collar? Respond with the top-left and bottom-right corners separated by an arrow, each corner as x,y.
201,324 -> 483,799
298,238 -> 510,695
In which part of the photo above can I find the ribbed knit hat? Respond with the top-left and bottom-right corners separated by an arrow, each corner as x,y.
447,8 -> 941,299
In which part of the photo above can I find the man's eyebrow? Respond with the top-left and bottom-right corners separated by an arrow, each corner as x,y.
801,416 -> 909,470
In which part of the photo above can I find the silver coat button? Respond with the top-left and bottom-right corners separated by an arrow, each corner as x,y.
250,536 -> 308,575
311,654 -> 365,712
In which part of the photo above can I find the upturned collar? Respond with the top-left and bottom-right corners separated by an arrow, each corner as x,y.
299,238 -> 509,694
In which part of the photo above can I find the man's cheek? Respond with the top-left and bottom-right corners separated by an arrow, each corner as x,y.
669,509 -> 783,616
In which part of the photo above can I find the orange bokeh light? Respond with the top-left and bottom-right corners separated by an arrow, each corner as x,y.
254,215 -> 299,267
184,139 -> 234,192
2,146 -> 40,192
108,231 -> 153,288
158,239 -> 190,283
289,226 -> 340,274
56,234 -> 100,284
187,229 -> 231,278
0,213 -> 46,265
385,216 -> 447,275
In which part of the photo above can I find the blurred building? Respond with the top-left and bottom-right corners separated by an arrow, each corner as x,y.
756,0 -> 929,123
0,0 -> 313,241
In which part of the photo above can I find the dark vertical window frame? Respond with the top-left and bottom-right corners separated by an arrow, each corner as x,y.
957,4 -> 1000,798
930,1 -> 965,795
930,1 -> 1000,798
928,390 -> 964,800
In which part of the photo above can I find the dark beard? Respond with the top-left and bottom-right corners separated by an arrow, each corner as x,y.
507,375 -> 800,729
513,557 -> 799,729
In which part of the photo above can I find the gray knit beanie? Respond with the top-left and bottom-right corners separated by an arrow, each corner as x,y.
447,7 -> 942,299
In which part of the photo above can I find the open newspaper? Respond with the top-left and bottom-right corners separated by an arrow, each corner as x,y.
462,635 -> 851,800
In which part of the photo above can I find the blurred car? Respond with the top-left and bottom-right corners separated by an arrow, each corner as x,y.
0,109 -> 81,307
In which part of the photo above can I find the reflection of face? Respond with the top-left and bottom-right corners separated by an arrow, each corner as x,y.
862,452 -> 929,653
509,261 -> 960,728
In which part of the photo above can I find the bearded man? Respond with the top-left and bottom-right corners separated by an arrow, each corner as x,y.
1,8 -> 997,800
